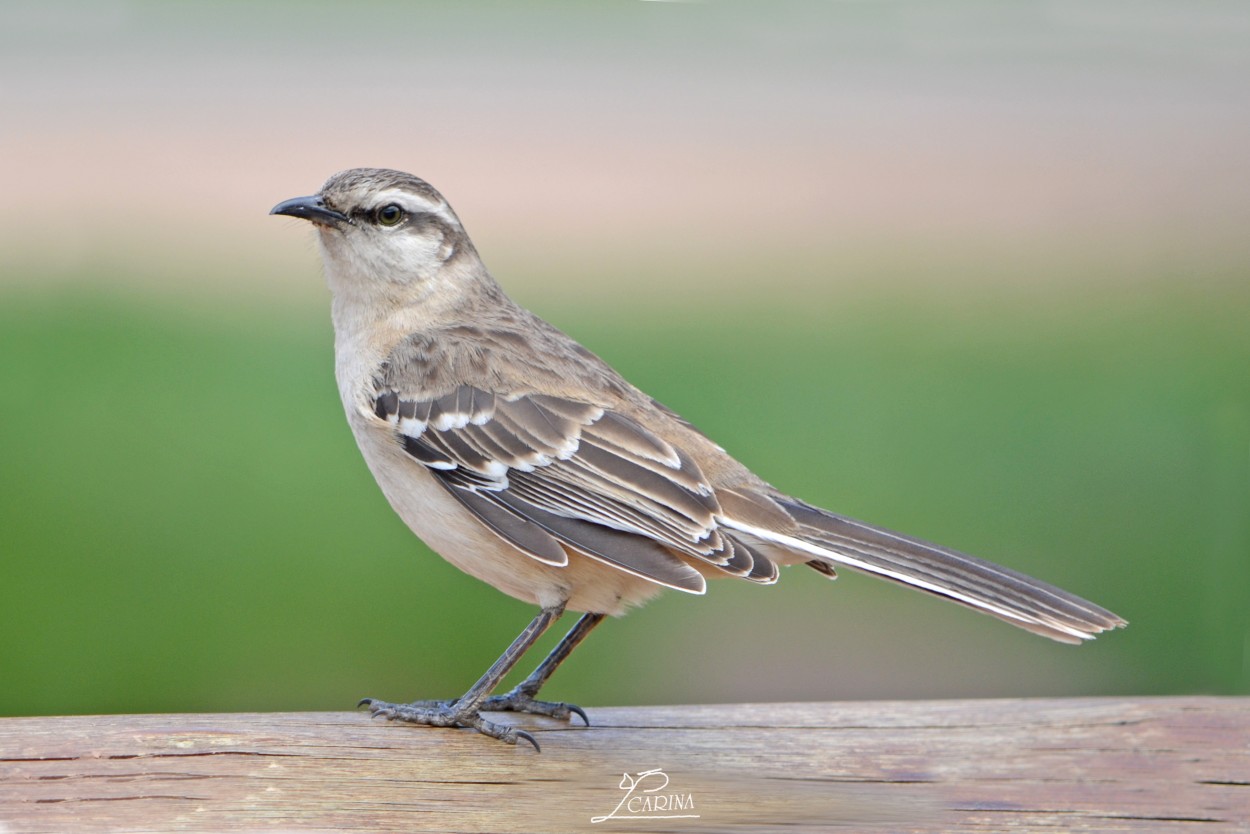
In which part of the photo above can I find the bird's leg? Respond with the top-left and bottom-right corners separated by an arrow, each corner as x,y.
360,605 -> 564,750
481,612 -> 605,725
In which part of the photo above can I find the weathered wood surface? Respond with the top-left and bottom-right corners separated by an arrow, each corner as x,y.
1,697 -> 1246,833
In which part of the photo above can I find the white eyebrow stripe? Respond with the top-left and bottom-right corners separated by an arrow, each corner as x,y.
373,188 -> 454,223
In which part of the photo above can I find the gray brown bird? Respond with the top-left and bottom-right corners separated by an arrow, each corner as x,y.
271,168 -> 1125,750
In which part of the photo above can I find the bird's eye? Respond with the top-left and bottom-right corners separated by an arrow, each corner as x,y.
376,204 -> 405,226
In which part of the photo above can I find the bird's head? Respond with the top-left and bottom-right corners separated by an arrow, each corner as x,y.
271,168 -> 479,298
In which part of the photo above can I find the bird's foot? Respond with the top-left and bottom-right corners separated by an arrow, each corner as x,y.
481,687 -> 590,726
358,697 -> 541,751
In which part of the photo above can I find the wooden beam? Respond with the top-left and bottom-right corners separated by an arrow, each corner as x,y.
2,697 -> 1246,832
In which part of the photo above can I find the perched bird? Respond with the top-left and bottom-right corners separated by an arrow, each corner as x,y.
271,168 -> 1125,750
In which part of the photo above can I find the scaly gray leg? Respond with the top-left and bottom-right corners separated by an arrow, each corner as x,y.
481,612 -> 605,725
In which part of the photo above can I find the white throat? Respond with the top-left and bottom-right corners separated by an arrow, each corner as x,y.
315,226 -> 486,417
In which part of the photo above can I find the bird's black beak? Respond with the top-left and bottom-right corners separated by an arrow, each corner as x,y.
270,195 -> 349,226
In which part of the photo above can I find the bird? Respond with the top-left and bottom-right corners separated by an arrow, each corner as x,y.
270,168 -> 1125,750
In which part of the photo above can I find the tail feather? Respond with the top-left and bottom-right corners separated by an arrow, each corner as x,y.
721,496 -> 1126,644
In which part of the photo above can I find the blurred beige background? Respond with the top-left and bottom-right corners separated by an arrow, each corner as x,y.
5,1 -> 1246,295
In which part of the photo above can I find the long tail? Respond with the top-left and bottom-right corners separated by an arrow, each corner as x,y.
720,495 -> 1126,644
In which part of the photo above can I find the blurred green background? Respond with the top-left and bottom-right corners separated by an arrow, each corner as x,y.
1,1 -> 1247,717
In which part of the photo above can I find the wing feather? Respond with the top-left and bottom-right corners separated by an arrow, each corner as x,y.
444,487 -> 569,566
375,385 -> 735,592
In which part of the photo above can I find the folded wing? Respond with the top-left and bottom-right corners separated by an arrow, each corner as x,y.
373,386 -> 778,594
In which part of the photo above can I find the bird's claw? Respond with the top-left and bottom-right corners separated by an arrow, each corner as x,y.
358,697 -> 542,749
480,690 -> 591,726
510,728 -> 541,752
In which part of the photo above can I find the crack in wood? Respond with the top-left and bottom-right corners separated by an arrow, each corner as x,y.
31,795 -> 207,804
959,808 -> 1227,823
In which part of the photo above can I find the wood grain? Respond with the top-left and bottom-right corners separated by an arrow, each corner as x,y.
1,697 -> 1246,833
